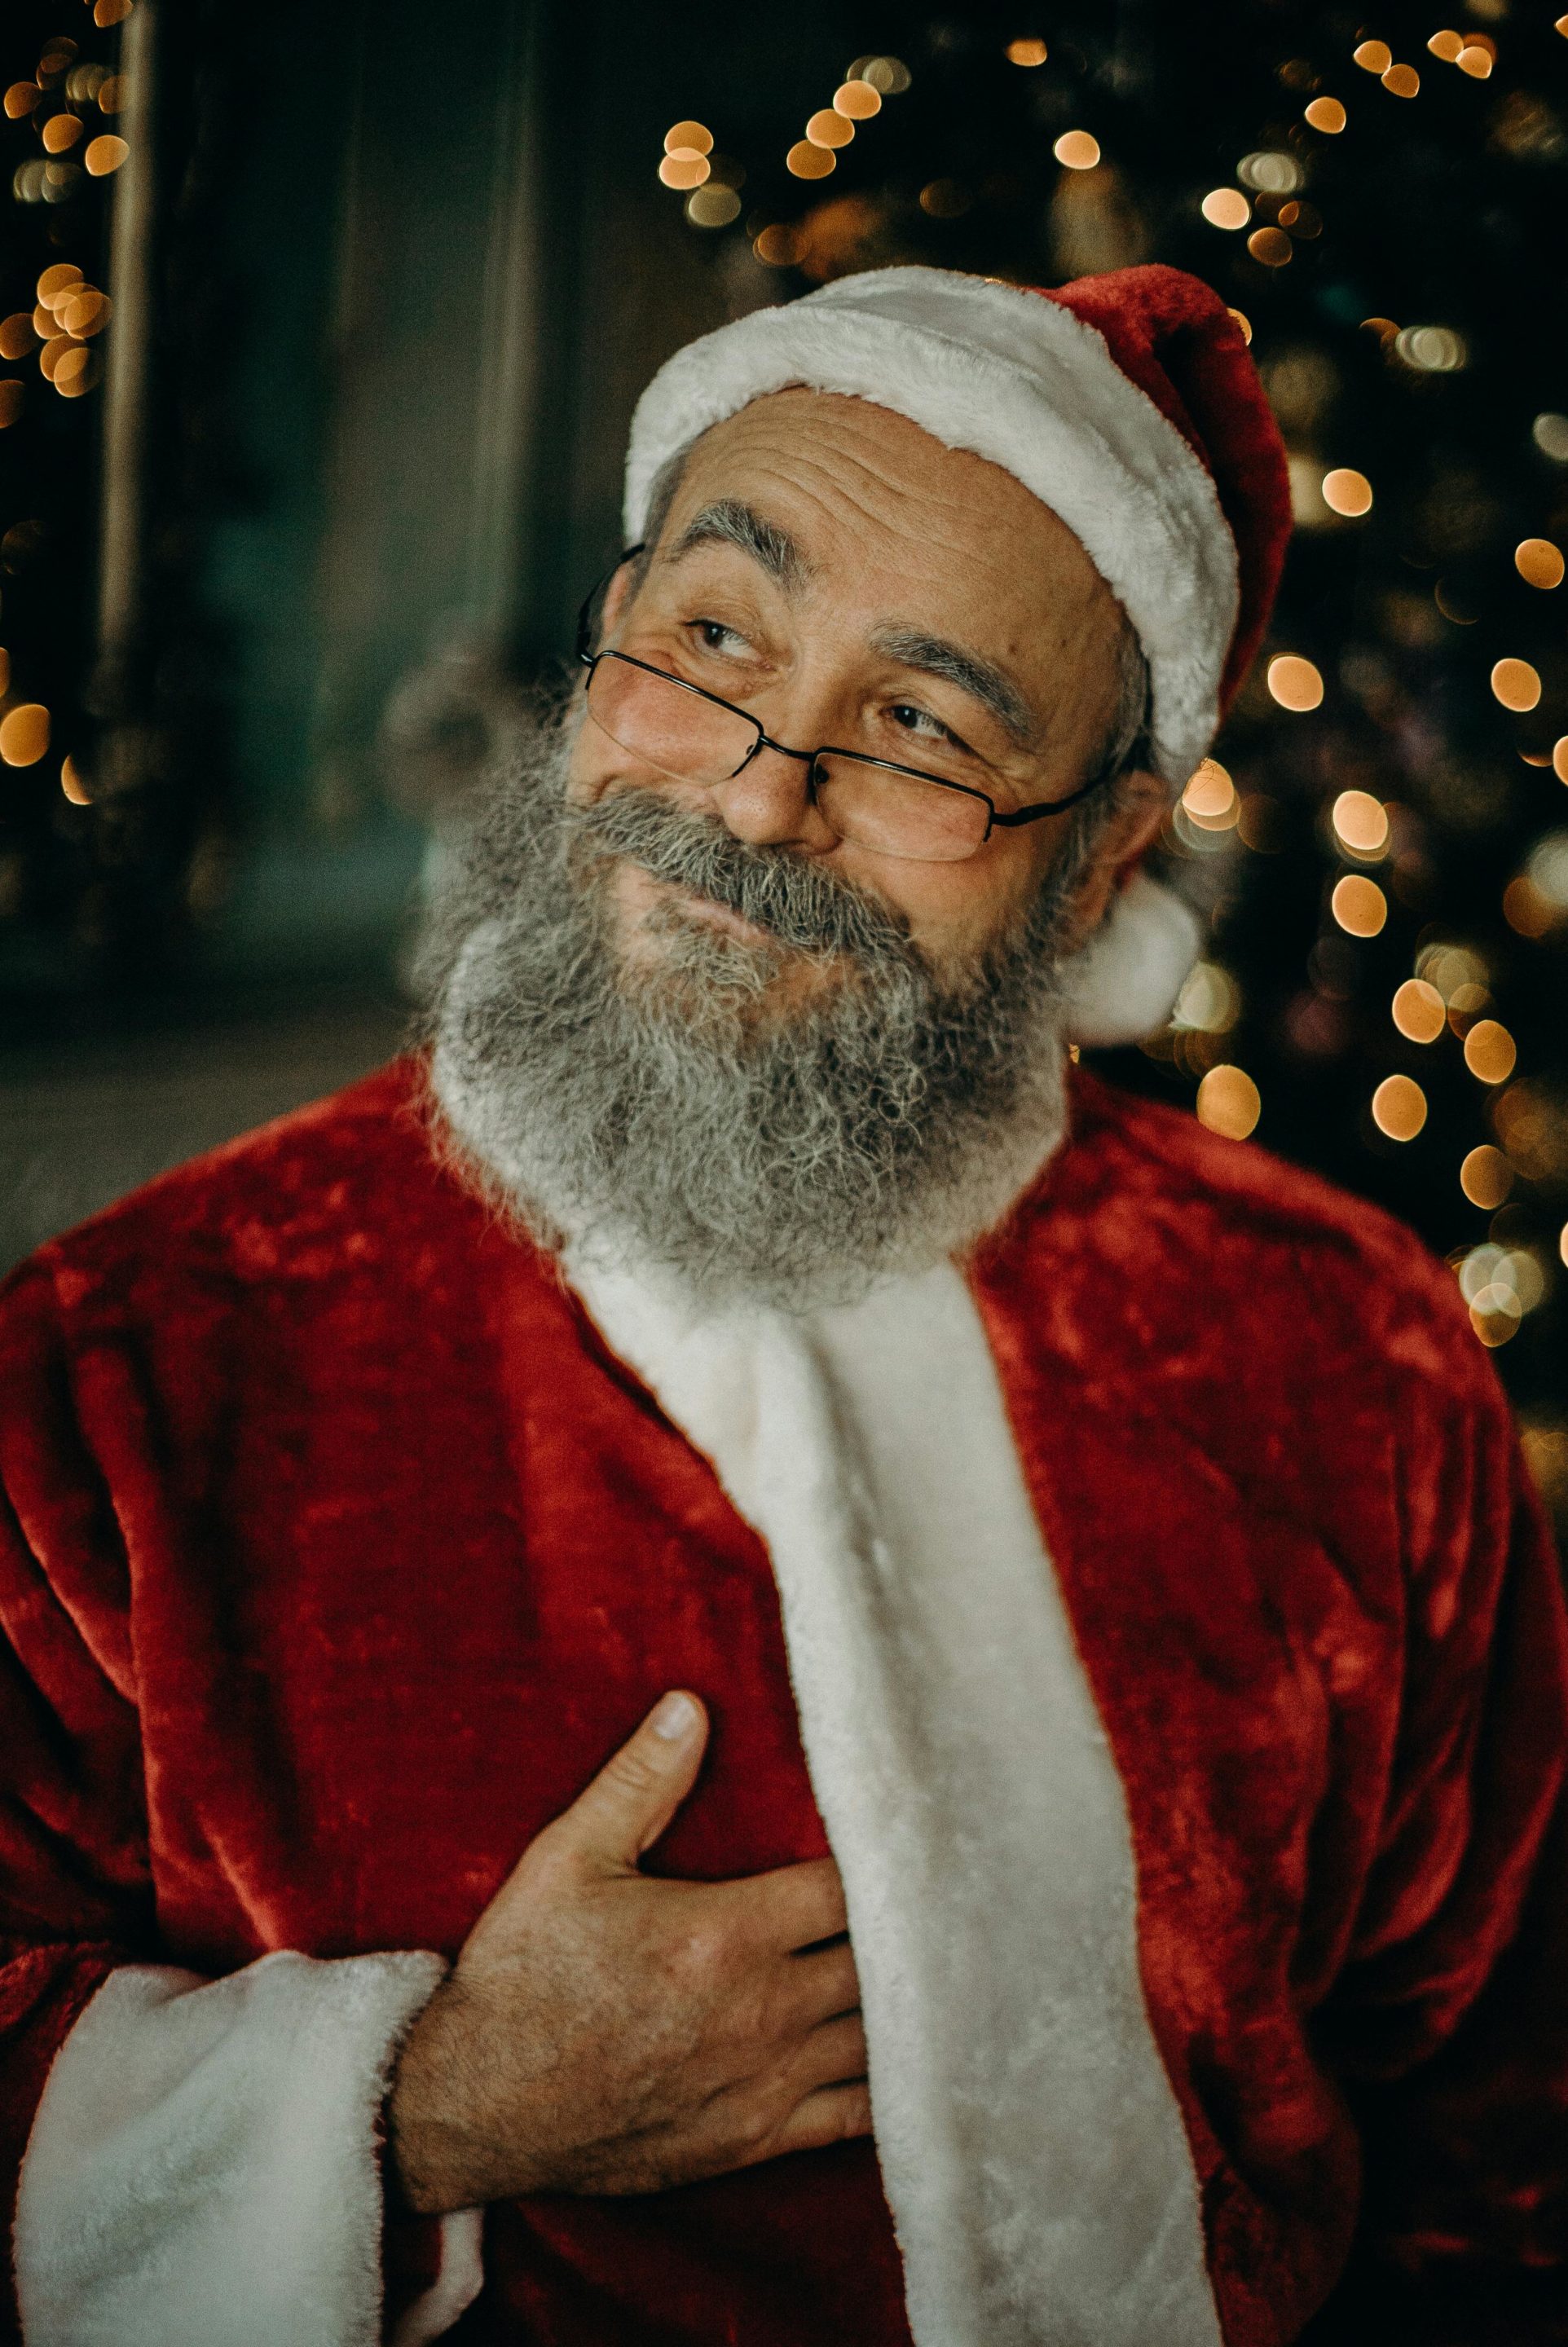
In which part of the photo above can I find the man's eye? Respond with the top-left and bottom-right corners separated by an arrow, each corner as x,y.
689,618 -> 748,655
888,702 -> 954,743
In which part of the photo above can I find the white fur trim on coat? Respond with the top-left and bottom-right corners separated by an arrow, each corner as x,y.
13,1949 -> 484,2347
569,1252 -> 1223,2347
624,265 -> 1239,787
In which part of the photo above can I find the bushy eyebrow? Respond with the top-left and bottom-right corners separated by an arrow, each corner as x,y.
870,625 -> 1037,750
667,500 -> 808,592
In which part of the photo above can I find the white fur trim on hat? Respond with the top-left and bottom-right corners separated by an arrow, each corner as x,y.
1059,868 -> 1202,1046
624,266 -> 1239,786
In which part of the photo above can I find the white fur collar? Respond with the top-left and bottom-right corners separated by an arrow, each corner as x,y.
569,1253 -> 1222,2347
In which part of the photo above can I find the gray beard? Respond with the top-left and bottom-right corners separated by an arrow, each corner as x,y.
419,686 -> 1090,1314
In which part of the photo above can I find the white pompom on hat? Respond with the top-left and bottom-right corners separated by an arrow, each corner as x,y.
623,263 -> 1291,1043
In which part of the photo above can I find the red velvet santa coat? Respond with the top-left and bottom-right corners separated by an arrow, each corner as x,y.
1,1055 -> 1565,2345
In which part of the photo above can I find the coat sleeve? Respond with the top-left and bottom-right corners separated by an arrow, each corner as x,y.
0,1257 -> 156,2331
0,1259 -> 477,2347
1305,1323 -> 1568,2345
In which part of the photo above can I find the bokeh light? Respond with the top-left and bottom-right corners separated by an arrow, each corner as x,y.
1332,789 -> 1389,855
1332,875 -> 1388,936
1428,31 -> 1464,61
1321,468 -> 1372,517
1491,658 -> 1541,712
786,140 -> 835,179
1005,38 -> 1048,67
664,120 -> 713,156
83,134 -> 127,176
1247,227 -> 1292,267
1464,1019 -> 1517,1085
1266,654 -> 1324,710
1053,130 -> 1100,170
1303,97 -> 1346,132
1196,1064 -> 1261,1140
805,108 -> 854,149
1515,538 -> 1564,589
1353,39 -> 1392,72
833,80 -> 881,118
1460,1145 -> 1513,1209
0,702 -> 50,765
1392,979 -> 1446,1042
1372,1075 -> 1427,1140
1200,188 -> 1249,230
1381,64 -> 1420,97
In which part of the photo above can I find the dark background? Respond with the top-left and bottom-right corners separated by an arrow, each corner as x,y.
2,0 -> 1565,1526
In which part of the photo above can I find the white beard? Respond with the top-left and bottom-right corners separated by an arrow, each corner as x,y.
419,694 -> 1086,1314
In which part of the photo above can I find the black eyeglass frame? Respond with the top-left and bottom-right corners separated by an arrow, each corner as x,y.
574,547 -> 1121,845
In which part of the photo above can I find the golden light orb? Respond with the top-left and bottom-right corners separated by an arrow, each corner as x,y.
3,83 -> 39,119
1381,62 -> 1420,96
1456,44 -> 1493,77
1006,37 -> 1048,64
41,112 -> 83,152
1515,538 -> 1564,589
1053,130 -> 1100,169
833,80 -> 882,118
1227,307 -> 1252,344
786,140 -> 835,179
1353,38 -> 1392,72
1553,737 -> 1568,783
1181,757 -> 1237,827
1303,96 -> 1346,131
59,753 -> 90,805
84,133 -> 128,174
664,121 -> 713,155
805,108 -> 855,148
1460,1145 -> 1513,1210
0,702 -> 51,766
1491,658 -> 1542,712
1321,467 -> 1372,517
1427,29 -> 1464,60
1200,187 -> 1250,229
0,314 -> 34,361
1391,979 -> 1446,1042
1332,874 -> 1388,936
1196,1064 -> 1261,1141
1463,1019 -> 1517,1085
1266,654 -> 1324,711
36,263 -> 81,306
0,381 -> 21,429
1372,1075 -> 1427,1140
1331,788 -> 1389,855
658,150 -> 709,189
1247,226 -> 1293,266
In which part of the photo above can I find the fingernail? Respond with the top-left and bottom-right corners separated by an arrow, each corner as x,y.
650,1691 -> 698,1742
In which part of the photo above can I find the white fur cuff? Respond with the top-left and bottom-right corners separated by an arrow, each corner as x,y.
13,1949 -> 481,2347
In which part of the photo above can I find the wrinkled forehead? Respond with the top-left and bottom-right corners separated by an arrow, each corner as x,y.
648,389 -> 1118,621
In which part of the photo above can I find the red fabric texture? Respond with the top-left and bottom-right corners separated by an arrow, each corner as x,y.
1041,264 -> 1292,707
0,1056 -> 1563,2345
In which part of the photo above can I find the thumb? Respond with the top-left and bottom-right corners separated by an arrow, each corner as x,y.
553,1691 -> 709,1871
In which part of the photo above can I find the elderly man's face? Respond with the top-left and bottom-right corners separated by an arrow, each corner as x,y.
568,390 -> 1164,993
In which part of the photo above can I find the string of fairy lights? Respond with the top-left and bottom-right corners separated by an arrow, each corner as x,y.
0,6 -> 128,808
650,16 -> 1568,1368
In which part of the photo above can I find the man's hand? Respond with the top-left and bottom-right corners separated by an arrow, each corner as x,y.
386,1691 -> 870,2213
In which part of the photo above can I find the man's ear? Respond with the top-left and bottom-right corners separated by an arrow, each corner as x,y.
599,560 -> 640,647
1066,767 -> 1169,942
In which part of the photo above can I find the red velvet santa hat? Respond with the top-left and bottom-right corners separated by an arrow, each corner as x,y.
623,263 -> 1292,1041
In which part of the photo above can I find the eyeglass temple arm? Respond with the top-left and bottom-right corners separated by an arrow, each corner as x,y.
576,544 -> 647,665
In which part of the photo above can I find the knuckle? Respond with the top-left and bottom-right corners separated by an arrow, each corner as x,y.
600,1744 -> 664,1801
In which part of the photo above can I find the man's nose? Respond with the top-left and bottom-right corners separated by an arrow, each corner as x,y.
708,742 -> 838,852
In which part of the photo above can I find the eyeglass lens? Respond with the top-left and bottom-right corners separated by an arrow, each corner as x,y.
584,658 -> 992,864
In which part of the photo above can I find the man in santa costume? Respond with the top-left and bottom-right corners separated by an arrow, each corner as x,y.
2,262 -> 1566,2347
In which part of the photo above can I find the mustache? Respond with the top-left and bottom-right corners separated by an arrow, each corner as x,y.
568,786 -> 918,965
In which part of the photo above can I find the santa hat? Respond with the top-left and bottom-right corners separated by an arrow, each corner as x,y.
623,263 -> 1291,1045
